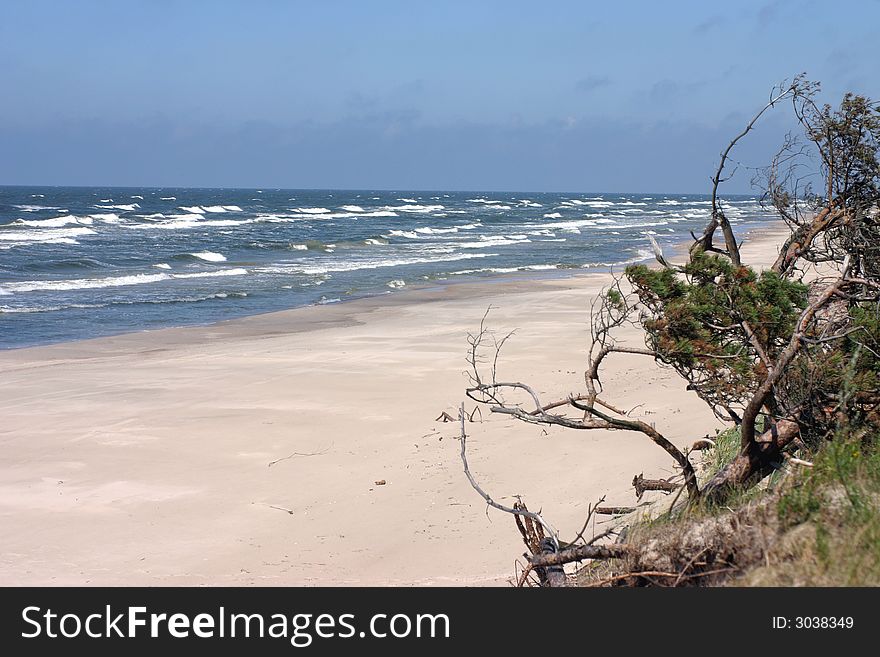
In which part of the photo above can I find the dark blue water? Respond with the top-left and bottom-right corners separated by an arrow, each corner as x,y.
0,187 -> 776,349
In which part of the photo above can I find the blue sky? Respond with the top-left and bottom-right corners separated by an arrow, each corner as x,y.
1,0 -> 877,192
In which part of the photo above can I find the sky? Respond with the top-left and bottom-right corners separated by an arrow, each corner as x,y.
1,0 -> 878,192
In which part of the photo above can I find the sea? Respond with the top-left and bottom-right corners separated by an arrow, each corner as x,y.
0,187 -> 778,349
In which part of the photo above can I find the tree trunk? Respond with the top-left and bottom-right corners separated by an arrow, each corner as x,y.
701,420 -> 800,502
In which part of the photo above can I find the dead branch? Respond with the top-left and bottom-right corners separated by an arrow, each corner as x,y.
458,403 -> 560,547
594,506 -> 636,515
632,473 -> 679,500
527,543 -> 632,568
267,445 -> 332,467
693,76 -> 807,263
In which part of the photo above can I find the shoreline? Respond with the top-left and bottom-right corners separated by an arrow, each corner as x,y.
0,222 -> 790,586
1,219 -> 787,356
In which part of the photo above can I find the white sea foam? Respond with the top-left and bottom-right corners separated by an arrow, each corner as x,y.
13,215 -> 93,228
451,264 -> 560,275
460,235 -> 530,249
543,212 -> 563,219
414,226 -> 459,234
340,205 -> 365,212
127,215 -> 250,230
95,203 -> 139,211
293,207 -> 332,214
397,198 -> 418,203
387,279 -> 406,289
534,218 -> 607,230
385,229 -> 421,239
13,205 -> 61,212
266,252 -> 495,276
131,195 -> 144,200
160,197 -> 177,201
201,205 -> 228,213
0,226 -> 96,243
383,204 -> 444,213
363,238 -> 386,246
5,273 -> 172,292
291,244 -> 308,250
361,210 -> 398,218
90,213 -> 122,223
179,206 -> 206,214
594,220 -> 671,230
222,205 -> 243,212
189,251 -> 227,262
173,268 -> 247,279
6,267 -> 251,292
153,263 -> 172,269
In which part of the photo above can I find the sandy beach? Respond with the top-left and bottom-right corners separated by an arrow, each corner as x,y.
0,224 -> 790,586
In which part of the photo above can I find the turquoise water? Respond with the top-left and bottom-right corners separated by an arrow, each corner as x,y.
0,187 -> 775,348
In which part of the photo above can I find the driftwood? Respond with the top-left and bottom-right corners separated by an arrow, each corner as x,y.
528,544 -> 632,568
594,506 -> 636,515
632,473 -> 679,500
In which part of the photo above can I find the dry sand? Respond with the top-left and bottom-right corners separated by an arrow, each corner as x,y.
0,224 -> 790,586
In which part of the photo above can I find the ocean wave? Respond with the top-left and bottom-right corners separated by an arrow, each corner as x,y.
533,218 -> 610,230
179,206 -> 206,214
414,226 -> 459,235
382,204 -> 445,213
95,203 -> 139,211
460,235 -> 530,249
450,264 -> 561,275
292,207 -> 332,214
0,292 -> 248,314
89,213 -> 123,223
5,268 -> 248,292
263,252 -> 496,276
594,220 -> 672,230
0,226 -> 97,244
5,272 -> 172,292
160,197 -> 176,201
12,216 -> 93,228
13,205 -> 62,212
127,215 -> 252,230
387,279 -> 406,288
187,251 -> 227,263
385,229 -> 420,239
173,268 -> 247,279
339,205 -> 365,212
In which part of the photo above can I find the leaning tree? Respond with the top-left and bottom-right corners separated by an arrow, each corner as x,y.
460,76 -> 880,585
